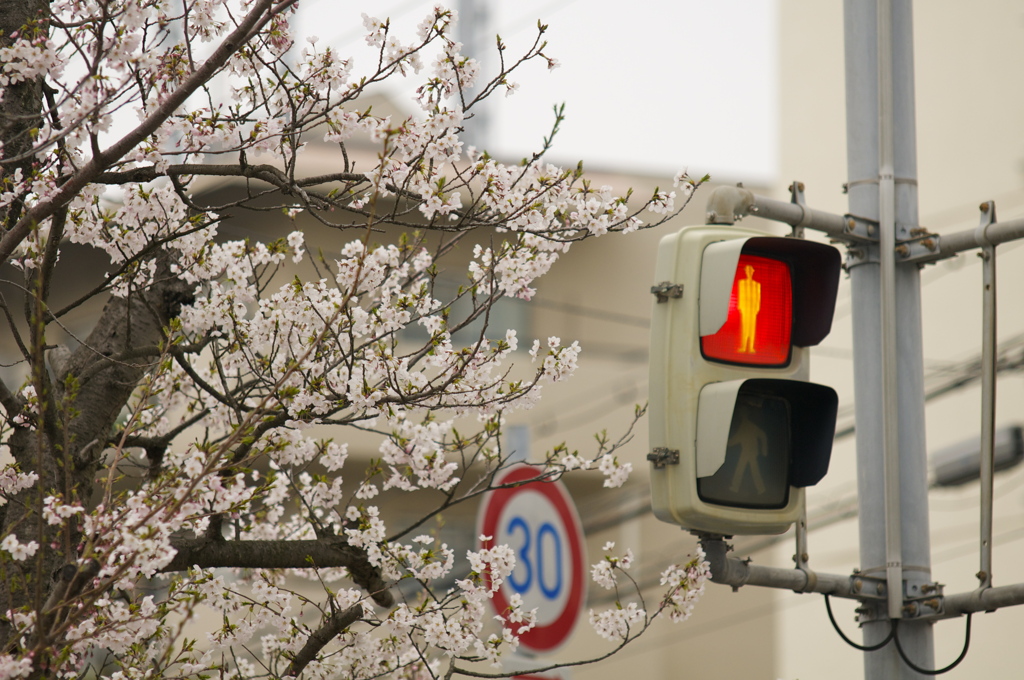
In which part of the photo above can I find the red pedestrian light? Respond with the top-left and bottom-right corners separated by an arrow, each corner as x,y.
701,254 -> 793,367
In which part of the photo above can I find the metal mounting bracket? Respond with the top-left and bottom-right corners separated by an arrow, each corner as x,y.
975,199 -> 998,246
650,282 -> 683,303
842,215 -> 877,243
844,244 -> 880,269
836,216 -> 879,271
789,181 -> 810,239
848,571 -> 947,622
646,447 -> 679,468
896,226 -> 943,265
850,573 -> 889,600
900,591 -> 946,620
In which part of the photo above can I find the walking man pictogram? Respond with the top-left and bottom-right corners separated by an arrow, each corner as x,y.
728,403 -> 769,495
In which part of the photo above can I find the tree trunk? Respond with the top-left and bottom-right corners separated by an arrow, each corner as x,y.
0,0 -> 48,229
0,260 -> 193,653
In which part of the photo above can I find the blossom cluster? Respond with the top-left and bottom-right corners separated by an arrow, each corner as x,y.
586,543 -> 711,642
0,466 -> 38,504
0,534 -> 39,562
591,541 -> 635,590
658,547 -> 712,623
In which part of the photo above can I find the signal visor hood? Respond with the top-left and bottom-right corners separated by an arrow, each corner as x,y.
699,236 -> 841,347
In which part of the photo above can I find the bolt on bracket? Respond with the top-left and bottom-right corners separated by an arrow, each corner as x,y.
848,573 -> 948,622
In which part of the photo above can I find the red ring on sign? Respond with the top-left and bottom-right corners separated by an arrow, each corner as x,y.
478,465 -> 586,653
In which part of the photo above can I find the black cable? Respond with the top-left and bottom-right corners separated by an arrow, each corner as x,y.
893,613 -> 972,676
824,594 -> 896,652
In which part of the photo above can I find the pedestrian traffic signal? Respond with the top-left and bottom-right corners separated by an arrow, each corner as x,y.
701,253 -> 792,366
648,226 -> 841,535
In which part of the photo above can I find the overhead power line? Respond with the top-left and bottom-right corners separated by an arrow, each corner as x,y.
834,333 -> 1024,439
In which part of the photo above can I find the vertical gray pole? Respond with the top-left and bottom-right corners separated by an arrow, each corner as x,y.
876,0 -> 905,622
979,242 -> 996,589
457,0 -> 491,150
844,0 -> 934,677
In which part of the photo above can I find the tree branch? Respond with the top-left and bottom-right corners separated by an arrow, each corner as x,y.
93,163 -> 367,187
285,604 -> 362,677
55,258 -> 194,464
0,374 -> 21,417
33,560 -> 100,652
163,538 -> 393,607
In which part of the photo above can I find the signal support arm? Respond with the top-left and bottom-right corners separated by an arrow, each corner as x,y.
704,184 -> 1024,263
699,535 -> 858,598
700,535 -> 1024,623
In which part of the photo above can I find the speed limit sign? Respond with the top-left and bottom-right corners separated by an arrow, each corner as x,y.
477,465 -> 586,653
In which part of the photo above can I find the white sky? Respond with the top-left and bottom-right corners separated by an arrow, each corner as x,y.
295,0 -> 778,184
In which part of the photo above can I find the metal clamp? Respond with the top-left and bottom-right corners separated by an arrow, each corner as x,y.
650,282 -> 683,303
842,214 -> 878,243
647,447 -> 679,468
901,581 -> 946,619
975,200 -> 997,247
885,223 -> 941,265
845,245 -> 880,269
789,181 -> 811,239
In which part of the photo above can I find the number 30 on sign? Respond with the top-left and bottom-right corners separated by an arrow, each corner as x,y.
477,465 -> 587,653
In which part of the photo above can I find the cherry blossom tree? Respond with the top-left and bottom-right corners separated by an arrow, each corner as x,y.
0,1 -> 709,678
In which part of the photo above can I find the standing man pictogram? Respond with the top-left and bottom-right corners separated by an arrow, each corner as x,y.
737,264 -> 761,354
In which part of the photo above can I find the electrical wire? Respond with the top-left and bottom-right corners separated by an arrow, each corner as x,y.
893,614 -> 972,675
824,594 -> 895,652
606,510 -> 1024,671
832,332 -> 1024,440
607,518 -> 1008,669
529,296 -> 651,328
825,597 -> 973,674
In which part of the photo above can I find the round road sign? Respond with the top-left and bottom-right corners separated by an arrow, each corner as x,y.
477,465 -> 586,653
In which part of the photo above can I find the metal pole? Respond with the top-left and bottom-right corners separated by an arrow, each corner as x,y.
978,239 -> 996,590
935,214 -> 1024,256
456,0 -> 491,150
844,0 -> 934,677
701,538 -> 858,598
702,185 -> 1024,260
876,0 -> 904,623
